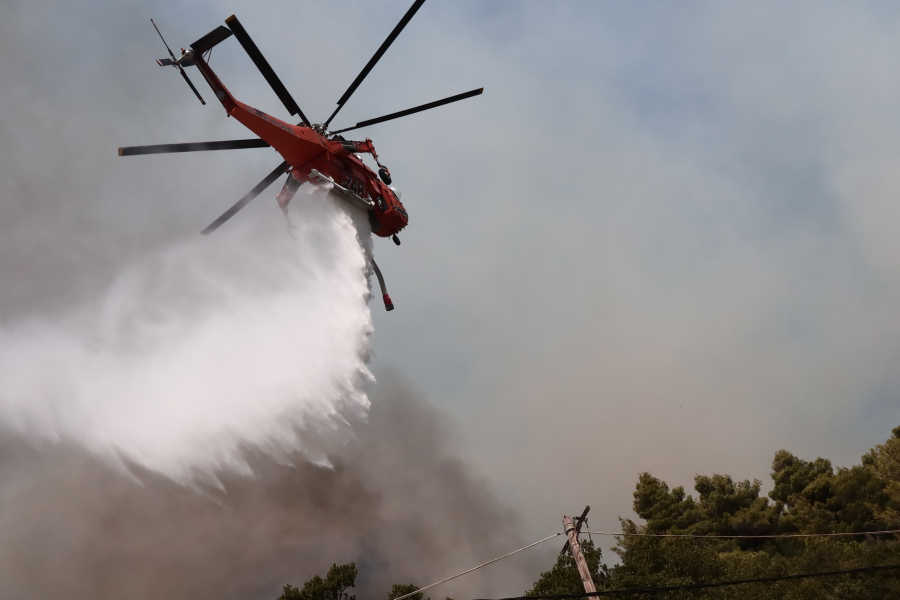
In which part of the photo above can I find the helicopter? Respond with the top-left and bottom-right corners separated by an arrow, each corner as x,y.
118,0 -> 483,311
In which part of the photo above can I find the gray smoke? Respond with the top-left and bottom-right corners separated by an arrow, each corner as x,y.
0,2 -> 543,598
0,374 -> 533,600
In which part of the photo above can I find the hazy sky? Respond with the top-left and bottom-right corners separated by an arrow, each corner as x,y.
3,0 -> 900,595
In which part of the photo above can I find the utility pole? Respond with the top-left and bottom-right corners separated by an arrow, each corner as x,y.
563,514 -> 597,595
561,505 -> 590,555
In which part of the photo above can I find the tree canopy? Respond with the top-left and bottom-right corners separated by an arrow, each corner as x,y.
387,583 -> 429,600
279,428 -> 900,600
527,426 -> 900,599
277,563 -> 358,600
525,540 -> 606,597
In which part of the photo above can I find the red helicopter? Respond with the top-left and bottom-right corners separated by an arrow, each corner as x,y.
118,0 -> 483,311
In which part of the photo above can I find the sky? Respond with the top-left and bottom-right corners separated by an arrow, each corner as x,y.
3,0 -> 900,597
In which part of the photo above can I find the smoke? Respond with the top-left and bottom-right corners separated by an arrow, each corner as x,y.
0,375 -> 529,600
0,186 -> 374,481
0,1 -> 550,598
0,183 -> 533,599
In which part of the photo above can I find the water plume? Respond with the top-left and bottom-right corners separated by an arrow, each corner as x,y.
0,185 -> 374,481
0,185 -> 534,600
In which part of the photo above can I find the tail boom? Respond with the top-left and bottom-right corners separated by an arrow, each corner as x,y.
190,53 -> 326,168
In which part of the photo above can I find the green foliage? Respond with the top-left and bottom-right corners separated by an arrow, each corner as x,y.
526,425 -> 900,599
525,540 -> 605,597
871,426 -> 900,528
387,584 -> 429,600
277,563 -> 358,600
632,472 -> 781,548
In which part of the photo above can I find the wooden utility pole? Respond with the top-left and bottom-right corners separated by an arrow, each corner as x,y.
561,505 -> 590,555
563,514 -> 597,595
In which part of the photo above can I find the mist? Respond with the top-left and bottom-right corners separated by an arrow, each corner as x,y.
0,375 -> 533,600
0,181 -> 538,597
0,186 -> 377,480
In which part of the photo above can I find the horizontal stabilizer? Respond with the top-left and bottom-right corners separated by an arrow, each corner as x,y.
119,138 -> 270,156
191,25 -> 234,54
157,57 -> 194,67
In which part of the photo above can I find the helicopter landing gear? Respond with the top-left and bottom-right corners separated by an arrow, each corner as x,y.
276,172 -> 302,215
378,167 -> 392,185
276,172 -> 303,237
392,234 -> 401,246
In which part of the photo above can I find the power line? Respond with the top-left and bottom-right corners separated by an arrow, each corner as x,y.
577,527 -> 900,539
390,533 -> 563,600
467,564 -> 900,599
392,528 -> 900,600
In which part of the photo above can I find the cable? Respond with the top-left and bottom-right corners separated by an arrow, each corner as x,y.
390,534 -> 563,600
467,564 -> 900,599
577,527 -> 900,539
389,527 -> 900,600
391,528 -> 900,600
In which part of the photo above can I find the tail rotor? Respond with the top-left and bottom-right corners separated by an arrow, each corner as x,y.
150,19 -> 206,105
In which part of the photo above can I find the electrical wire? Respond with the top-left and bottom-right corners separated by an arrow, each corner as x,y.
578,526 -> 900,539
389,527 -> 900,600
390,533 -> 563,600
465,564 -> 900,599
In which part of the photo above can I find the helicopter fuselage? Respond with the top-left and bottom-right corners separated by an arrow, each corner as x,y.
191,52 -> 408,238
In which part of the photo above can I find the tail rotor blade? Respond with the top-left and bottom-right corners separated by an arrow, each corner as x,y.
150,18 -> 178,62
177,66 -> 206,105
224,15 -> 310,126
151,19 -> 205,105
330,87 -> 483,135
324,0 -> 426,128
201,161 -> 288,235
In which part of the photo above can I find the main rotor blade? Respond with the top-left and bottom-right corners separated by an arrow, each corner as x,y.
224,15 -> 310,126
323,0 -> 427,128
201,161 -> 288,235
330,87 -> 483,135
119,139 -> 270,156
191,25 -> 233,54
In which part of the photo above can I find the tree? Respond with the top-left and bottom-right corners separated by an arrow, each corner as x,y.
870,426 -> 900,528
387,583 -> 429,600
526,424 -> 900,599
525,540 -> 605,597
277,563 -> 358,600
